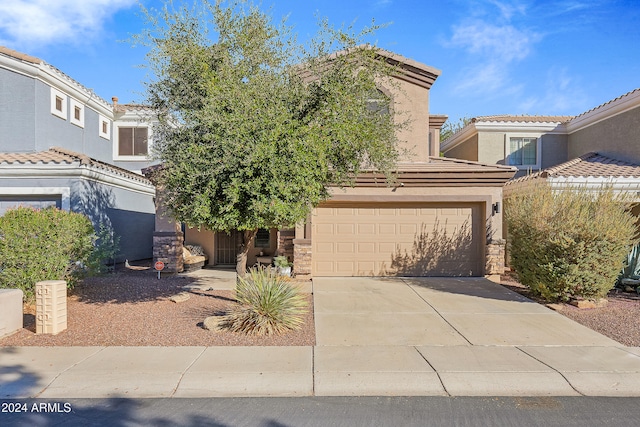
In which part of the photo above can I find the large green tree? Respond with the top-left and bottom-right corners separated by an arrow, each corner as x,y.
140,0 -> 405,274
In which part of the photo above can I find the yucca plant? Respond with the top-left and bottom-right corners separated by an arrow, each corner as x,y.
223,267 -> 308,335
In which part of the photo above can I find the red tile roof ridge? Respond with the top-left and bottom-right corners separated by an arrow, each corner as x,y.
472,115 -> 574,123
0,147 -> 153,185
506,152 -> 640,185
48,147 -> 151,183
0,45 -> 41,64
571,88 -> 640,121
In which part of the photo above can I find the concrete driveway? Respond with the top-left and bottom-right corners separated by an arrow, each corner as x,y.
313,277 -> 640,396
313,277 -> 619,347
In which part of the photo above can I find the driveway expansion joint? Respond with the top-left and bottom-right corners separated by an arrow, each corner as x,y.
170,346 -> 208,398
401,278 -> 472,346
413,345 -> 450,396
34,346 -> 107,398
515,346 -> 585,396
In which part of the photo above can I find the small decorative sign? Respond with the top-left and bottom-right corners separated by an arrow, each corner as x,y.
154,261 -> 165,279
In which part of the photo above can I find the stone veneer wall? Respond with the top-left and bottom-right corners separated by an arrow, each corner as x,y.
277,228 -> 295,262
293,238 -> 312,280
153,231 -> 184,273
485,239 -> 506,276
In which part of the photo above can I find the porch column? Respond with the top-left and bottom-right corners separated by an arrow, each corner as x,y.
485,238 -> 506,282
293,219 -> 312,280
152,186 -> 184,273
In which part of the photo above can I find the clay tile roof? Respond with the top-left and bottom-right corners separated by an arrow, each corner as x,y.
473,115 -> 574,123
119,104 -> 154,113
570,88 -> 640,121
0,149 -> 76,165
0,45 -> 41,64
0,148 -> 152,185
506,152 -> 640,186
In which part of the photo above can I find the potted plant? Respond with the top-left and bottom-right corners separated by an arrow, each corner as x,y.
273,256 -> 292,277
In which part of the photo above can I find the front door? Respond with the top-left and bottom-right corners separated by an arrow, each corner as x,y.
215,230 -> 241,265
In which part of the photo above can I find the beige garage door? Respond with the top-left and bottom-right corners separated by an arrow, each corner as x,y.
312,203 -> 483,277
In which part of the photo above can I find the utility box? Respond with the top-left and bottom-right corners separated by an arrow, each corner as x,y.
0,288 -> 23,338
35,280 -> 67,335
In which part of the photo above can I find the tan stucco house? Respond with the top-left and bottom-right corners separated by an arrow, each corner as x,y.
149,50 -> 517,278
441,88 -> 640,179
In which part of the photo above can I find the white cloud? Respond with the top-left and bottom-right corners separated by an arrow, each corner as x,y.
517,67 -> 589,114
0,0 -> 137,49
486,0 -> 527,20
452,61 -> 523,98
444,0 -> 542,98
553,1 -> 592,14
448,20 -> 540,62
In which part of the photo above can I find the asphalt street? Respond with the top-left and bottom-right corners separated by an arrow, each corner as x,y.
2,397 -> 640,427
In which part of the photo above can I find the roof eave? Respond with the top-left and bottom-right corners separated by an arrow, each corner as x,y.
565,88 -> 640,133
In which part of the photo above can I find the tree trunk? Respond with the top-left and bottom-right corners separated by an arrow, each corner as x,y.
236,229 -> 258,277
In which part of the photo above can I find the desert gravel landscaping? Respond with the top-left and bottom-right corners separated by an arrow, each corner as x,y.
2,266 -> 640,347
500,274 -> 640,347
0,264 -> 315,347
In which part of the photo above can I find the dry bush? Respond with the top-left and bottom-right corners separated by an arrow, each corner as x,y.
505,183 -> 637,302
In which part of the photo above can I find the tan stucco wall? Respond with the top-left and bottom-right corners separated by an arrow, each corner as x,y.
540,134 -> 568,168
568,107 -> 640,163
444,134 -> 479,161
154,187 -> 180,233
246,229 -> 278,262
385,78 -> 431,162
184,226 -> 215,265
450,131 -> 568,173
477,133 -> 505,165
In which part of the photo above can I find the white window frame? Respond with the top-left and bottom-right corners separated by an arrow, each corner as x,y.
69,98 -> 84,128
0,187 -> 70,212
113,121 -> 151,161
50,87 -> 67,120
504,133 -> 541,170
99,115 -> 111,140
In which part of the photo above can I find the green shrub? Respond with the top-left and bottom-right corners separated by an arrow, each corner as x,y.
505,183 -> 637,302
223,267 -> 307,335
0,207 -> 97,301
86,222 -> 120,274
273,256 -> 291,268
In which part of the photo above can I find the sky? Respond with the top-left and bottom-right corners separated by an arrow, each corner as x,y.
1,0 -> 639,124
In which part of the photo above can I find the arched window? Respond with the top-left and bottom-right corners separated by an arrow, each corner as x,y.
365,88 -> 391,116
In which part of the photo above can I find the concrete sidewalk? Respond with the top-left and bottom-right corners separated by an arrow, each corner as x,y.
2,276 -> 640,398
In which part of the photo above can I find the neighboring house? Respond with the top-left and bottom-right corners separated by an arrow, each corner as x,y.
441,115 -> 573,179
0,148 -> 156,261
441,89 -> 640,252
441,88 -> 640,177
504,152 -> 640,204
0,46 -> 157,261
148,49 -> 517,278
